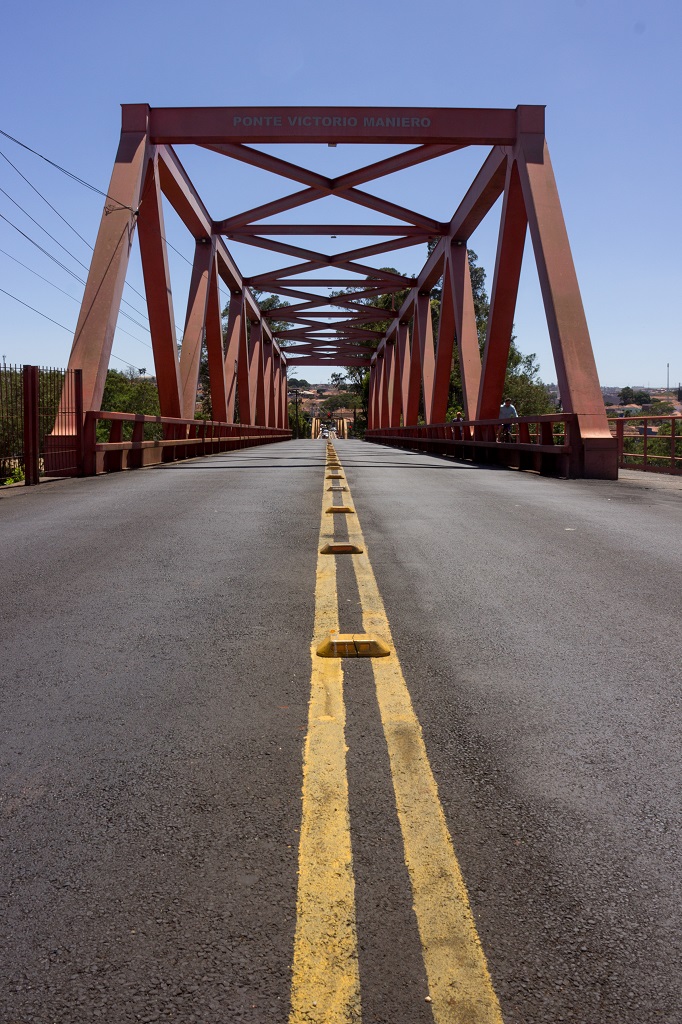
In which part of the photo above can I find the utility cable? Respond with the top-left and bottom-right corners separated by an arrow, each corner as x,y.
0,212 -> 151,338
0,285 -> 145,371
0,128 -> 135,211
0,247 -> 152,349
0,143 -> 179,328
0,129 -> 191,340
0,185 -> 153,328
0,146 -> 94,250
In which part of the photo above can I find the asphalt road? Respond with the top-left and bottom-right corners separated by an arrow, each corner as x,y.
1,440 -> 680,1023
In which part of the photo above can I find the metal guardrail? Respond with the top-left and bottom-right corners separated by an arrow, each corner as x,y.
609,416 -> 682,474
367,414 -> 581,476
84,410 -> 291,475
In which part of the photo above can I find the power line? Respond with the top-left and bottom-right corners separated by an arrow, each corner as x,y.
0,129 -> 186,340
0,247 -> 152,349
0,212 -> 152,339
0,285 -> 146,371
0,142 -> 170,327
0,127 -> 134,211
0,184 -> 154,328
0,146 -> 94,250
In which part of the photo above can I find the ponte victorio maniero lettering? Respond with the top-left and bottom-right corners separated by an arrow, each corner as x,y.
232,110 -> 432,130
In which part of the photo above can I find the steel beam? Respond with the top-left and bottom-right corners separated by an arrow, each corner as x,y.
516,135 -> 615,474
477,160 -> 527,419
149,106 -> 530,145
136,159 -> 182,418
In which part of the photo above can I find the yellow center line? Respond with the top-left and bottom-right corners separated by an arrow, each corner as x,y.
344,460 -> 504,1023
291,444 -> 502,1023
289,452 -> 361,1024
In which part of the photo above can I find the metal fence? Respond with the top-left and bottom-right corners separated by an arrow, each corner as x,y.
609,416 -> 682,474
0,366 -> 82,485
0,365 -> 24,484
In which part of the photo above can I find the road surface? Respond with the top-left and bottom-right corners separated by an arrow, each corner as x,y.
1,439 -> 680,1023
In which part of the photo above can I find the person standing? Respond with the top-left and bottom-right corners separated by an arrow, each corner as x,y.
498,398 -> 518,442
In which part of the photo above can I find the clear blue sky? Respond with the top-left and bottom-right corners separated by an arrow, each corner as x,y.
1,0 -> 680,389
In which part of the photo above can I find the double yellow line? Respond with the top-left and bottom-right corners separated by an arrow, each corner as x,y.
289,445 -> 503,1024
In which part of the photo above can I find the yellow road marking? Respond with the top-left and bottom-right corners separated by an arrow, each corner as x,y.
291,446 -> 502,1024
345,499 -> 503,1022
289,467 -> 361,1024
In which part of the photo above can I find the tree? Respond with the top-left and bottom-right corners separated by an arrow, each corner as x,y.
99,369 -> 161,440
619,387 -> 650,406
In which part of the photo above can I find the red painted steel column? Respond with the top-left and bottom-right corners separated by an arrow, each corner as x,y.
250,322 -> 266,425
400,321 -> 421,425
449,244 -> 482,419
205,252 -> 229,422
477,160 -> 527,418
396,322 -> 410,426
272,349 -> 281,428
430,251 -> 455,423
223,294 -> 243,423
279,353 -> 288,430
516,136 -> 616,477
137,158 -> 183,418
64,105 -> 151,415
179,238 -> 213,418
367,367 -> 376,430
378,350 -> 390,428
263,337 -> 275,427
385,339 -> 402,427
414,293 -> 436,422
236,309 -> 253,424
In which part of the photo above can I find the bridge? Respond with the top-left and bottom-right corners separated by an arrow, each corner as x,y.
1,107 -> 680,1023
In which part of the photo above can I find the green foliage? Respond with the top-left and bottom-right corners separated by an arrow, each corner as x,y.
3,463 -> 24,485
99,369 -> 161,441
321,391 -> 361,414
288,402 -> 310,438
647,400 -> 675,414
619,386 -> 651,405
288,377 -> 311,388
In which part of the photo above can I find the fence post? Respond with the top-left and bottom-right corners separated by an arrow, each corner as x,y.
23,365 -> 40,485
615,419 -> 624,468
670,418 -> 676,472
74,369 -> 84,476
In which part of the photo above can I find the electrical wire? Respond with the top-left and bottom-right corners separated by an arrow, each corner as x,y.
0,185 -> 154,328
0,129 -> 195,342
0,247 -> 152,349
0,285 -> 145,371
0,142 -> 177,326
0,128 -> 134,211
0,212 -> 151,339
0,146 -> 94,250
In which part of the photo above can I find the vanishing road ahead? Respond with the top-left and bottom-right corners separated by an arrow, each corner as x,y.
1,439 -> 680,1023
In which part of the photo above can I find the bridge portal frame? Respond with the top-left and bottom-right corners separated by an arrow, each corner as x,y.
65,104 -> 616,476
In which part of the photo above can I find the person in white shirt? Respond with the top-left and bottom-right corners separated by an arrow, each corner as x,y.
498,398 -> 518,441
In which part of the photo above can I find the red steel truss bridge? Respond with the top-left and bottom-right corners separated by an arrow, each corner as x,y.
63,104 -> 617,478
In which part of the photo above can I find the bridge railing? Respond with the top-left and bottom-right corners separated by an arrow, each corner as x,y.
83,410 -> 291,475
366,414 -> 582,476
608,416 -> 682,475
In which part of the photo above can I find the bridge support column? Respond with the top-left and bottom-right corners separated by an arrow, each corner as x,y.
179,239 -> 213,419
477,158 -> 527,420
64,105 -> 151,417
516,135 -> 617,478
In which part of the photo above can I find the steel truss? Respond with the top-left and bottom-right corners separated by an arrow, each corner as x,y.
66,104 -> 616,475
